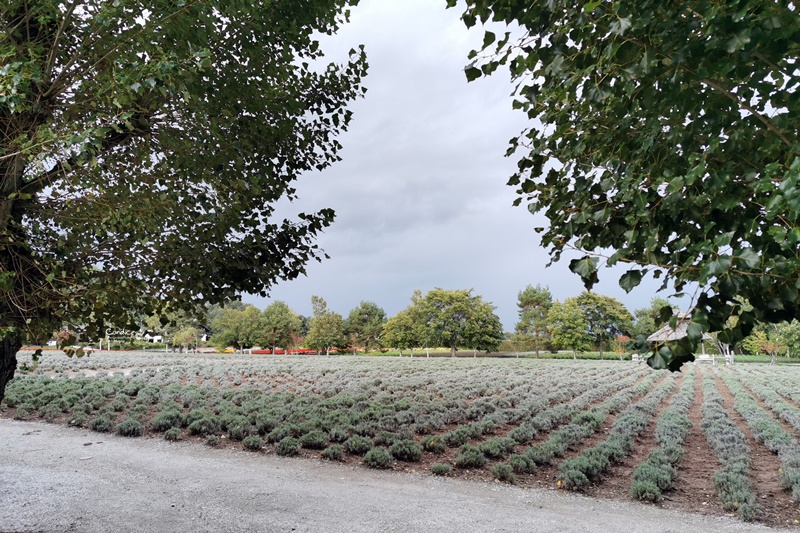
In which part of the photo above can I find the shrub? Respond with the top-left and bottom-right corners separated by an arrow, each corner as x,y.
558,467 -> 589,490
490,463 -> 517,484
442,428 -> 470,448
116,418 -> 144,437
455,445 -> 487,469
631,480 -> 661,502
509,425 -> 536,444
431,463 -> 452,476
243,435 -> 265,451
13,403 -> 35,420
184,407 -> 214,427
188,416 -> 220,436
322,445 -> 345,461
69,412 -> 88,427
300,430 -> 329,450
344,435 -> 373,455
89,415 -> 115,433
508,454 -> 536,474
363,447 -> 393,469
39,403 -> 61,422
478,437 -> 516,459
150,410 -> 183,432
420,435 -> 446,454
228,422 -> 255,441
164,428 -> 181,441
373,431 -> 401,447
267,425 -> 296,444
389,439 -> 422,462
254,414 -> 279,435
276,437 -> 300,456
328,426 -> 350,443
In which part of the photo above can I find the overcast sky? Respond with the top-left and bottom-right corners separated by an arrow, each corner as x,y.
244,0 -> 685,330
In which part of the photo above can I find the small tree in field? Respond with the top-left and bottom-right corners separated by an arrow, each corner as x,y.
547,299 -> 590,359
514,284 -> 552,358
305,296 -> 345,356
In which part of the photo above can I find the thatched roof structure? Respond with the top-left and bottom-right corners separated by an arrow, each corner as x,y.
646,312 -> 713,343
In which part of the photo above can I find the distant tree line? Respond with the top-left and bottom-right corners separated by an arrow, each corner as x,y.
140,286 -> 800,361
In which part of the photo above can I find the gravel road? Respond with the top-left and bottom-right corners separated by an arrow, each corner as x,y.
0,419 -> 776,533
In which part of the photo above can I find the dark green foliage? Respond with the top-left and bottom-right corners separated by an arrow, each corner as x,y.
299,430 -> 329,450
477,437 -> 516,459
455,445 -> 487,469
363,447 -> 393,469
442,428 -> 470,448
184,408 -> 214,427
164,428 -> 181,441
116,418 -> 143,437
373,431 -> 402,447
431,463 -> 452,476
69,412 -> 88,427
558,467 -> 589,491
206,435 -> 221,447
243,435 -> 265,452
344,435 -> 373,455
267,425 -> 297,443
254,414 -> 279,435
328,426 -> 350,443
89,415 -> 114,433
188,417 -> 221,436
490,463 -> 517,484
630,480 -> 661,503
389,439 -> 422,462
508,454 -> 536,474
420,435 -> 446,454
454,0 -> 800,371
276,437 -> 300,456
321,445 -> 345,461
508,425 -> 536,444
150,410 -> 183,432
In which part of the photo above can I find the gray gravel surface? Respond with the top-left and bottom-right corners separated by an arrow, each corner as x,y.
0,419 -> 777,533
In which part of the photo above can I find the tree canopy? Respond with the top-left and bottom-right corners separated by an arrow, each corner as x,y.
575,292 -> 632,358
0,0 -> 366,399
546,298 -> 590,358
514,284 -> 552,357
414,288 -> 503,356
261,301 -> 302,352
305,295 -> 345,355
344,301 -> 386,353
454,0 -> 800,371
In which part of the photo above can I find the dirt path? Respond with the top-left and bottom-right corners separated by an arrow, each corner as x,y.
0,420 -> 775,533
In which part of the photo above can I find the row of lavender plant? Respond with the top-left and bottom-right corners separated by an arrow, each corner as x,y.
630,366 -> 696,502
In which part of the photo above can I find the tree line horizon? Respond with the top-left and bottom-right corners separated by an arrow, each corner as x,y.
134,285 -> 800,362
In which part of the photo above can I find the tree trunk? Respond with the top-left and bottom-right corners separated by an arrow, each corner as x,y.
0,334 -> 22,404
572,349 -> 577,361
451,346 -> 456,357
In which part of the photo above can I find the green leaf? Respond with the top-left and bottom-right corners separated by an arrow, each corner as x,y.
568,256 -> 599,290
618,269 -> 643,293
465,66 -> 482,82
736,248 -> 760,269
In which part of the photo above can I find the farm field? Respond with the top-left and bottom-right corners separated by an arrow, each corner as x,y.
3,351 -> 800,528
